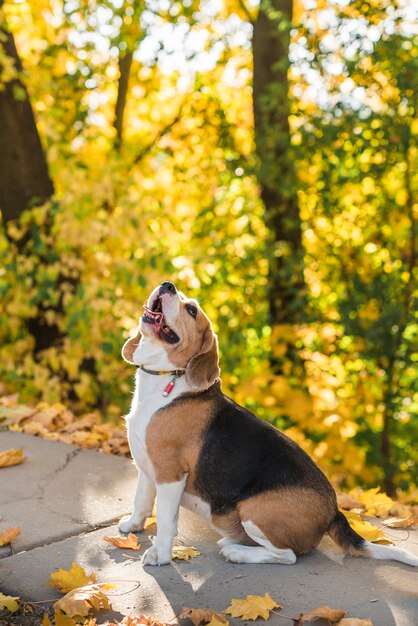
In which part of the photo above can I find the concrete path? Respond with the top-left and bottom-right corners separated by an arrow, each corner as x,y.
1,432 -> 417,626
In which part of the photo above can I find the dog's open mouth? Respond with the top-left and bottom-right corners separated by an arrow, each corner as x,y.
142,296 -> 180,344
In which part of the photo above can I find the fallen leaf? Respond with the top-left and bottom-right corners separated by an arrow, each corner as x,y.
55,609 -> 86,625
349,488 -> 393,517
0,448 -> 25,467
381,516 -> 417,528
337,493 -> 364,511
225,594 -> 282,620
49,562 -> 96,593
387,503 -> 413,519
103,533 -> 141,550
172,545 -> 200,560
301,605 -> 346,622
341,511 -> 392,544
42,614 -> 52,626
0,592 -> 19,612
179,607 -> 229,625
207,619 -> 230,626
54,583 -> 112,617
144,515 -> 157,529
337,617 -> 373,626
0,526 -> 21,546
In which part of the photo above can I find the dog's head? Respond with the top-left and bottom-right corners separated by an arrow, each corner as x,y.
122,282 -> 220,391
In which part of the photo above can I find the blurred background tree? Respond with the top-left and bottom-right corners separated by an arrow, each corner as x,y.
0,0 -> 416,495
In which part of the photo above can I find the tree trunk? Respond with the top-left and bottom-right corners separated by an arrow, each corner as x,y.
113,51 -> 133,150
252,0 -> 306,330
0,20 -> 54,226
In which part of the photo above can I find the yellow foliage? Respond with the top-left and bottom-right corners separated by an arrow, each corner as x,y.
49,562 -> 96,594
225,594 -> 282,620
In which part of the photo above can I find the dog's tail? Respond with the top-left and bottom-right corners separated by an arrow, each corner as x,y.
328,511 -> 418,566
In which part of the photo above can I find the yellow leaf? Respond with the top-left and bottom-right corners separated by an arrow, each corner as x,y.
0,526 -> 21,547
103,533 -> 141,550
172,545 -> 200,560
144,515 -> 157,529
338,617 -> 373,626
341,511 -> 392,544
349,488 -> 393,517
207,619 -> 230,626
179,607 -> 229,625
301,605 -> 346,622
42,614 -> 52,626
225,594 -> 282,620
54,609 -> 84,625
53,583 -> 112,617
381,516 -> 417,529
0,448 -> 26,468
48,562 -> 96,593
0,592 -> 19,612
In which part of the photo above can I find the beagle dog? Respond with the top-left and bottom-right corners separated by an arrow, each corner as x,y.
119,281 -> 418,567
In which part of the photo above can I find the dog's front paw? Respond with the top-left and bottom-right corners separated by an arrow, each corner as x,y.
142,544 -> 171,566
118,515 -> 145,534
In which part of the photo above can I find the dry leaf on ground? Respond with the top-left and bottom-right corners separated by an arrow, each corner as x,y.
0,448 -> 25,467
0,526 -> 21,546
349,488 -> 394,518
225,594 -> 282,620
103,533 -> 141,550
381,516 -> 417,528
49,562 -> 96,593
172,545 -> 200,560
337,617 -> 373,626
0,592 -> 19,612
301,605 -> 346,623
341,511 -> 392,544
206,619 -> 229,626
179,607 -> 229,625
144,515 -> 157,529
337,493 -> 364,511
55,612 -> 85,626
54,583 -> 114,617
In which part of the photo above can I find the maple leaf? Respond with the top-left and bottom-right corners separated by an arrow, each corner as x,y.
349,488 -> 394,518
0,448 -> 26,467
381,516 -> 417,528
179,607 -> 229,625
172,545 -> 201,560
300,605 -> 346,623
0,526 -> 21,547
53,583 -> 113,617
48,562 -> 96,593
225,594 -> 282,620
338,617 -> 373,626
0,592 -> 19,612
341,511 -> 392,544
103,533 -> 141,550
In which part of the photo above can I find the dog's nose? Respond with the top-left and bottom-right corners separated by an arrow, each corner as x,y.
160,281 -> 177,295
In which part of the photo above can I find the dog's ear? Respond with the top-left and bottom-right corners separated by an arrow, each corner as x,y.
185,325 -> 220,390
122,328 -> 142,364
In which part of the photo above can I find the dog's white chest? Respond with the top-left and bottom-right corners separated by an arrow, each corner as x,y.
126,370 -> 188,481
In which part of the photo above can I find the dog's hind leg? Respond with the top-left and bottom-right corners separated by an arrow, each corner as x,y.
217,517 -> 297,564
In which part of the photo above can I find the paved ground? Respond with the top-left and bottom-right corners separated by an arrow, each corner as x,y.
0,431 -> 417,626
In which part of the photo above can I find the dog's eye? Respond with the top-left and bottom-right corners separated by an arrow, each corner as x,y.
186,304 -> 198,318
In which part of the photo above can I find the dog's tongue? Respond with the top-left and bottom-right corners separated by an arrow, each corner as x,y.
143,305 -> 164,329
